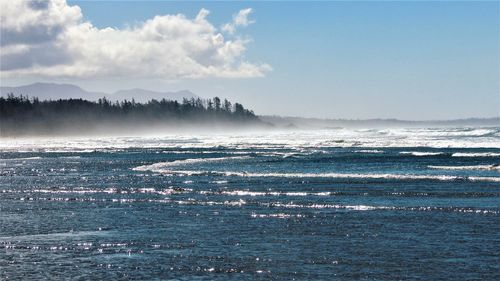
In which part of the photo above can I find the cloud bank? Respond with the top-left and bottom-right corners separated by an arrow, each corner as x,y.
0,0 -> 271,79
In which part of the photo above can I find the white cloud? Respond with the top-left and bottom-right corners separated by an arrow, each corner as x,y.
0,1 -> 270,79
234,8 -> 255,26
222,8 -> 255,35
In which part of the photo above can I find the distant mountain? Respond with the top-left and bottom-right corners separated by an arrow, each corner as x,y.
0,83 -> 106,101
0,82 -> 198,102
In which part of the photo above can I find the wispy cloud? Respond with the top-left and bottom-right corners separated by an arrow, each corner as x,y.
222,8 -> 255,35
0,0 -> 271,79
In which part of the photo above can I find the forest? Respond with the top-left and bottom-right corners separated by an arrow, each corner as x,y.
0,95 -> 262,136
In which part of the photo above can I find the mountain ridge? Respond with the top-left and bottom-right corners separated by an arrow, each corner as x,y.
0,82 -> 198,103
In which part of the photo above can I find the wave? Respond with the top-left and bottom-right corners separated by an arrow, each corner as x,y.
260,202 -> 498,214
251,213 -> 305,219
44,149 -> 97,153
355,149 -> 384,154
0,156 -> 42,161
224,172 -> 460,181
407,128 -> 498,137
175,199 -> 247,207
161,150 -> 249,155
2,155 -> 81,161
171,199 -> 498,214
428,165 -> 500,171
281,152 -> 301,158
241,172 -> 500,182
210,180 -> 228,184
15,196 -> 498,215
201,190 -> 332,197
400,151 -> 445,156
28,187 -> 191,196
133,167 -> 500,182
0,230 -> 109,240
132,156 -> 251,172
468,176 -> 500,182
58,156 -> 82,159
452,152 -> 500,157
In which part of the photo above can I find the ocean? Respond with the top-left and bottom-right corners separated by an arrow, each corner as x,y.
1,127 -> 499,280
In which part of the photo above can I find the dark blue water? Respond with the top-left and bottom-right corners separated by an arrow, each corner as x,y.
1,129 -> 499,280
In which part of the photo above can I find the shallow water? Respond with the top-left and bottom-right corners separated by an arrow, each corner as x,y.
1,127 -> 499,280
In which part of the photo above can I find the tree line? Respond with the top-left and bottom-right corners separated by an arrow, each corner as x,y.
0,94 -> 261,135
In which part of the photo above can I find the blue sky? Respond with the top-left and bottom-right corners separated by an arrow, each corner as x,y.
2,1 -> 499,120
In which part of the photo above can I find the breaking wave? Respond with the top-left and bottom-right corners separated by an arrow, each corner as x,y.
0,157 -> 42,161
452,152 -> 500,157
400,151 -> 445,156
132,156 -> 251,172
201,190 -> 333,197
222,172 -> 500,182
428,165 -> 500,171
133,166 -> 500,182
355,149 -> 384,154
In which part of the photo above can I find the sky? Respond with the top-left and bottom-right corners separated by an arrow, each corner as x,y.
1,0 -> 499,120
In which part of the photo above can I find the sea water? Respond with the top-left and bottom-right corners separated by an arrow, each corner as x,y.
1,127 -> 499,280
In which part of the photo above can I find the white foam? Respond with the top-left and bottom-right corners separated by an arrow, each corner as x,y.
452,152 -> 500,157
262,202 -> 392,210
210,180 -> 228,184
355,149 -> 384,154
1,156 -> 42,161
132,156 -> 251,172
222,171 -> 460,181
58,156 -> 81,159
2,127 -> 499,153
133,162 -> 500,181
176,199 -> 246,206
428,165 -> 500,171
45,149 -> 96,153
141,167 -> 500,182
218,190 -> 331,197
28,187 -> 189,196
400,151 -> 444,156
468,176 -> 500,182
251,213 -> 305,219
162,150 -> 249,155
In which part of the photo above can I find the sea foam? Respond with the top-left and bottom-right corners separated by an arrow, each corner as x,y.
451,152 -> 500,157
428,165 -> 500,171
132,156 -> 251,172
400,151 -> 445,156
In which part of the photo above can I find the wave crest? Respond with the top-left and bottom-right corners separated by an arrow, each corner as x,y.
400,151 -> 445,156
428,165 -> 500,171
132,156 -> 251,172
452,152 -> 500,157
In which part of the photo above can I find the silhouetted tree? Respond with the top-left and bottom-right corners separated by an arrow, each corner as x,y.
0,94 -> 261,136
223,99 -> 231,112
213,97 -> 221,111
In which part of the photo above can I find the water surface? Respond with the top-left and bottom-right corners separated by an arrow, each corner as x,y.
1,127 -> 499,280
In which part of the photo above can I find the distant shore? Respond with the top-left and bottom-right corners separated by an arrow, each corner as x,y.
261,115 -> 500,129
2,95 -> 498,137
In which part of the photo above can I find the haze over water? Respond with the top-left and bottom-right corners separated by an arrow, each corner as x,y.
1,127 -> 499,279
